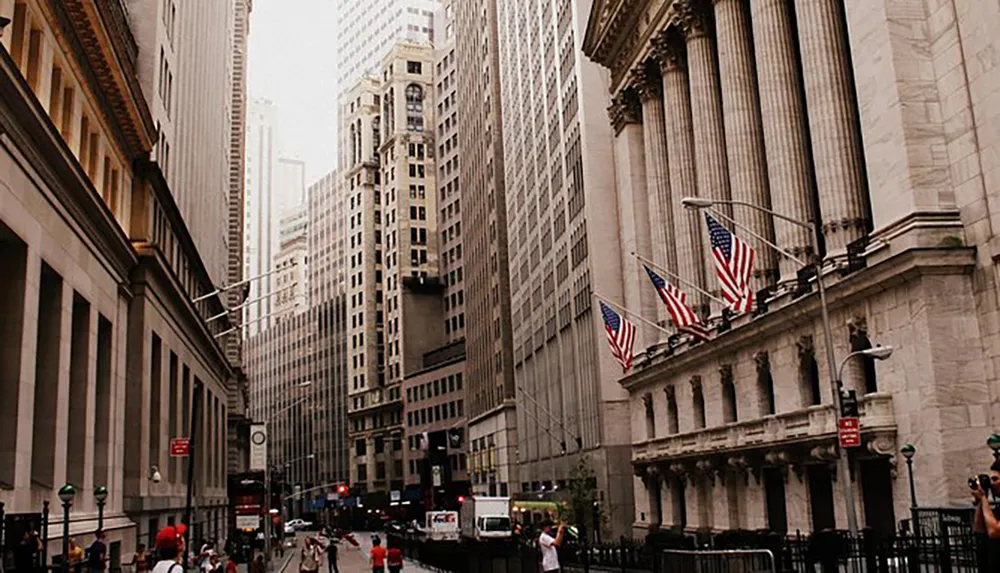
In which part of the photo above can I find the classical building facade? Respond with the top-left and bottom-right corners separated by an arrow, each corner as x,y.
1,0 -> 237,557
454,0 -> 519,499
584,0 -> 1000,536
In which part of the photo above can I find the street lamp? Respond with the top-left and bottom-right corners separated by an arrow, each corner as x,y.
837,346 -> 895,386
94,486 -> 108,530
988,434 -> 1000,460
58,484 -> 76,573
900,444 -> 917,508
681,196 -> 877,537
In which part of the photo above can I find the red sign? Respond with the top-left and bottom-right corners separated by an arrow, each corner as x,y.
838,417 -> 861,448
170,438 -> 190,457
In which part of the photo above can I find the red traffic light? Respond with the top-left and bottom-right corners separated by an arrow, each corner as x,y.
457,495 -> 466,505
338,484 -> 348,495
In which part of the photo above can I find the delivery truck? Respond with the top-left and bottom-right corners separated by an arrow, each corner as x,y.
425,510 -> 461,542
460,496 -> 512,541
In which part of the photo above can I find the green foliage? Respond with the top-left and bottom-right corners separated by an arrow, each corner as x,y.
556,457 -> 607,541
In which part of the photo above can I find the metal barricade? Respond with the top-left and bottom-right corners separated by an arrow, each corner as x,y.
661,549 -> 776,573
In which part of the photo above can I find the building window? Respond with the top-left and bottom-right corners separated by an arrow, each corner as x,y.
721,365 -> 738,424
691,377 -> 706,430
406,84 -> 424,132
756,352 -> 776,416
407,61 -> 422,74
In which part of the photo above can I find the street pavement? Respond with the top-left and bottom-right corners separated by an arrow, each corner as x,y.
280,532 -> 438,573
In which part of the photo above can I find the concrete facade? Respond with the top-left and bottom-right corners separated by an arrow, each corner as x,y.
583,0 -> 1000,537
496,0 -> 635,536
454,0 -> 519,499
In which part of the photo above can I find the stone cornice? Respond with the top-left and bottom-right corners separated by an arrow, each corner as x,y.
608,90 -> 642,135
41,0 -> 155,158
0,47 -> 136,281
619,245 -> 977,392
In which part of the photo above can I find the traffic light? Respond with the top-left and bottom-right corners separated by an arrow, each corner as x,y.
457,495 -> 466,505
337,484 -> 348,495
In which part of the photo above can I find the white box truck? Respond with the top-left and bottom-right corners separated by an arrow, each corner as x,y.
460,496 -> 512,541
425,510 -> 460,542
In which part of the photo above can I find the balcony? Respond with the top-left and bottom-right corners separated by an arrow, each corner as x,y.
633,393 -> 895,465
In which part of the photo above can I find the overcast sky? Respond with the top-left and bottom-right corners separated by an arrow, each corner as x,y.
247,0 -> 339,184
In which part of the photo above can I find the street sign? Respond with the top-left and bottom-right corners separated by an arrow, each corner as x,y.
390,490 -> 401,502
838,417 -> 861,448
235,515 -> 259,531
249,424 -> 267,471
169,438 -> 190,457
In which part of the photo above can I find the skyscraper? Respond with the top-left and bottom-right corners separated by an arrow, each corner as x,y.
496,0 -> 634,534
454,0 -> 518,497
343,42 -> 443,501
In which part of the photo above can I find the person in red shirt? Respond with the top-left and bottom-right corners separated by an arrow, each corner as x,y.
385,541 -> 403,573
224,557 -> 238,573
369,537 -> 387,573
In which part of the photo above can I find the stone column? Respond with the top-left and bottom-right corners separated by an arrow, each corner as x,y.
608,91 -> 656,347
652,35 -> 708,312
675,0 -> 732,211
794,0 -> 868,258
633,67 -> 675,332
750,0 -> 816,283
713,0 -> 778,292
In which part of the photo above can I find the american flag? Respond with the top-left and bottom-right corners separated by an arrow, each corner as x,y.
705,213 -> 756,314
643,265 -> 711,341
599,301 -> 636,372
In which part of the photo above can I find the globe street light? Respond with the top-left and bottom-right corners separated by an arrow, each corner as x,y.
988,434 -> 1000,460
900,444 -> 917,509
94,486 -> 108,530
58,484 -> 76,573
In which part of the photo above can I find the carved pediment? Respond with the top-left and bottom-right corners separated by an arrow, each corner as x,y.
754,351 -> 770,372
796,335 -> 815,359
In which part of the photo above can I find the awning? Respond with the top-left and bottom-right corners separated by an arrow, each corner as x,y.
512,500 -> 562,511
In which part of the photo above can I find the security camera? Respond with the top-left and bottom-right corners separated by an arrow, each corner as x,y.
150,465 -> 163,483
0,16 -> 10,39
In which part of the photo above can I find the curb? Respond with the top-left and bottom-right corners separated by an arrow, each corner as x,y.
276,552 -> 295,573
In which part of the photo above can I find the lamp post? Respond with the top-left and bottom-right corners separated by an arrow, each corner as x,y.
58,484 -> 76,573
681,197 -> 895,537
988,434 -> 1000,461
94,486 -> 108,530
900,444 -> 917,508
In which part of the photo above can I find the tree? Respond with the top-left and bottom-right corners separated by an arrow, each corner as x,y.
558,457 -> 607,544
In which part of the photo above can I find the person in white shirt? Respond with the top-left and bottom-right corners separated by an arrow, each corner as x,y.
538,521 -> 566,573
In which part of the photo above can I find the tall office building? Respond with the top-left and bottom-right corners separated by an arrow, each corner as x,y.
226,0 -> 252,371
335,0 -> 440,172
274,207 -> 309,322
454,0 -> 518,497
128,0 -> 234,287
306,171 -> 350,490
496,0 -> 634,534
343,42 -> 443,500
434,1 -> 463,344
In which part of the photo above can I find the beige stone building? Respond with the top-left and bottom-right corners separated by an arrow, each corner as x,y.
0,0 -> 237,556
343,42 -> 444,501
454,0 -> 519,500
583,0 -> 1000,537
273,207 -> 308,322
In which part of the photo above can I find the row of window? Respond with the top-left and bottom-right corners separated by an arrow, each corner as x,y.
406,400 -> 465,428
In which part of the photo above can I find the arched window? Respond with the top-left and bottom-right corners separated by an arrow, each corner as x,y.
349,124 -> 356,167
406,84 -> 424,132
383,88 -> 394,134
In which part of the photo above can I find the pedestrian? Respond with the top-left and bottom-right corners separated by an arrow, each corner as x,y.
14,529 -> 42,573
298,538 -> 321,573
130,544 -> 150,573
538,521 -> 565,573
385,540 -> 402,573
249,554 -> 264,573
86,530 -> 108,573
68,539 -> 85,573
369,537 -> 386,573
224,557 -> 237,573
150,526 -> 185,573
324,538 -> 338,573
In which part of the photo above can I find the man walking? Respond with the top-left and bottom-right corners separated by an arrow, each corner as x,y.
86,531 -> 108,573
324,538 -> 338,573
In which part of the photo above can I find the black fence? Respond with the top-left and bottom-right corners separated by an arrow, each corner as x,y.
389,526 -> 995,573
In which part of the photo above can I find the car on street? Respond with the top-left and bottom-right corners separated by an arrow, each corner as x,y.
286,518 -> 313,531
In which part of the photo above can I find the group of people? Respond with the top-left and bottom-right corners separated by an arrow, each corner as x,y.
13,528 -> 109,573
365,535 -> 403,573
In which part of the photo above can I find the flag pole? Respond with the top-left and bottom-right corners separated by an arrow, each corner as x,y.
593,293 -> 675,338
702,208 -> 807,266
629,251 -> 727,306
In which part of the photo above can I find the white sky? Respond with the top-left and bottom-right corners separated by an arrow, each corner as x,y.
247,0 -> 339,184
